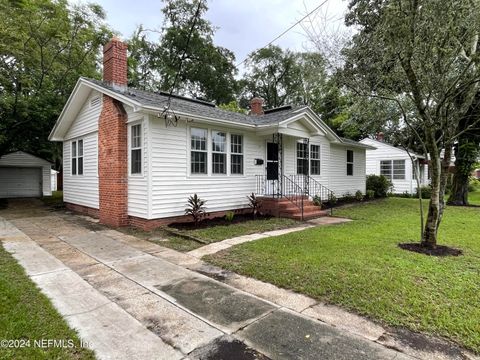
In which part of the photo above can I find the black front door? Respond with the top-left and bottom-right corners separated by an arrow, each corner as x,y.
266,142 -> 279,180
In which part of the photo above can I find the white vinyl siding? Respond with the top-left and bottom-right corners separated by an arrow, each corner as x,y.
63,133 -> 98,208
65,91 -> 101,140
360,138 -> 429,194
126,109 -> 148,218
328,145 -> 366,196
149,116 -> 263,219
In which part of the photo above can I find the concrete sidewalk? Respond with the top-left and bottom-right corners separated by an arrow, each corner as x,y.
0,213 -> 412,360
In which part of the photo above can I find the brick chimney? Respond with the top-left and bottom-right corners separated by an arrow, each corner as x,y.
103,37 -> 128,91
98,37 -> 129,227
250,97 -> 264,115
376,132 -> 385,142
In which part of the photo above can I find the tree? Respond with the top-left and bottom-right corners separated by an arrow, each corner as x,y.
156,0 -> 237,104
343,0 -> 480,248
0,0 -> 111,165
241,45 -> 302,108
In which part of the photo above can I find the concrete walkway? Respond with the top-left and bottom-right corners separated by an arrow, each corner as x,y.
0,208 -> 414,360
187,216 -> 352,259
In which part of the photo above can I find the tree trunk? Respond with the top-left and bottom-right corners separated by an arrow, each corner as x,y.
448,171 -> 470,205
423,133 -> 441,248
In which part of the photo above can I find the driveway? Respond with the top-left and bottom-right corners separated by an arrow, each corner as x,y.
0,199 -> 413,360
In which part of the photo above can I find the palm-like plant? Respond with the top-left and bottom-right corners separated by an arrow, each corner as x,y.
247,193 -> 261,219
185,194 -> 207,226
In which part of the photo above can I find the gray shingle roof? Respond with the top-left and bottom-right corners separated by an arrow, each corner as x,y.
84,78 -> 370,148
85,78 -> 303,126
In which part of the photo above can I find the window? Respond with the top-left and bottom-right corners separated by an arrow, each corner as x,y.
380,159 -> 405,180
310,144 -> 320,175
231,134 -> 243,175
296,142 -> 309,175
347,150 -> 354,176
191,128 -> 207,174
71,139 -> 83,175
212,131 -> 226,174
131,124 -> 142,174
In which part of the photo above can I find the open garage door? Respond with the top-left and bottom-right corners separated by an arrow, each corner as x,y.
0,167 -> 42,198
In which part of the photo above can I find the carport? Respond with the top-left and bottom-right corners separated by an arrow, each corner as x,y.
0,151 -> 53,198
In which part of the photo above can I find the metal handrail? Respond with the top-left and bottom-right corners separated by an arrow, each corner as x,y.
281,175 -> 304,220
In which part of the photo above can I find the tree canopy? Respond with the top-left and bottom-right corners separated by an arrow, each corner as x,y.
0,0 -> 111,163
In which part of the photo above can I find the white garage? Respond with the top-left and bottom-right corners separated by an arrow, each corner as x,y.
0,151 -> 53,198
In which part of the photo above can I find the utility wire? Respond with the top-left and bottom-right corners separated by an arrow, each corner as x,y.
235,0 -> 330,68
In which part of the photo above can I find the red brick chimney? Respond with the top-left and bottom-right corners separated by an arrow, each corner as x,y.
103,36 -> 128,91
98,37 -> 129,227
250,97 -> 264,115
376,132 -> 385,142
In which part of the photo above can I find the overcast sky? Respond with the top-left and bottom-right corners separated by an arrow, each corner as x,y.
90,0 -> 349,68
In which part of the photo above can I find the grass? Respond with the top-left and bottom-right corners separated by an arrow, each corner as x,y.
0,244 -> 95,360
120,217 -> 299,252
41,191 -> 64,208
469,189 -> 480,205
205,198 -> 480,353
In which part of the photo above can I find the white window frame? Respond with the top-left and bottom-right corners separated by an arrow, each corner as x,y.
212,130 -> 227,175
71,139 -> 84,176
380,159 -> 406,180
230,134 -> 244,175
129,123 -> 143,176
296,142 -> 309,175
347,150 -> 354,176
310,144 -> 321,176
190,127 -> 208,175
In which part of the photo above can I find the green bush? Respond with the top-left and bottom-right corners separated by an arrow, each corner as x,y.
415,185 -> 432,199
343,191 -> 355,202
365,189 -> 375,200
469,178 -> 480,192
366,175 -> 392,198
355,190 -> 364,201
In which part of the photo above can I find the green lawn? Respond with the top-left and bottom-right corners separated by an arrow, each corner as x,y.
469,189 -> 480,205
205,198 -> 480,353
0,244 -> 95,360
121,217 -> 299,252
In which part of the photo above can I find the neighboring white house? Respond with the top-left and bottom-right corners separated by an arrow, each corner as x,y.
49,38 -> 374,228
360,137 -> 430,194
0,151 -> 52,198
51,169 -> 59,191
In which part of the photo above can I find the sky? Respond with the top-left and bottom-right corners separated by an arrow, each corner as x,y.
88,0 -> 349,69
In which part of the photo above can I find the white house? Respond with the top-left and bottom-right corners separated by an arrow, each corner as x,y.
360,137 -> 429,194
49,38 -> 374,229
0,151 -> 52,198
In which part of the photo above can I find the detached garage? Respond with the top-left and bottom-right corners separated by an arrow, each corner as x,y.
0,151 -> 53,198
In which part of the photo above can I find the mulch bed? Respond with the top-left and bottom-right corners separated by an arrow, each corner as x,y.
169,213 -> 270,231
398,243 -> 463,257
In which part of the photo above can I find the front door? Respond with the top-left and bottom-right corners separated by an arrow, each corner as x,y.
266,142 -> 279,180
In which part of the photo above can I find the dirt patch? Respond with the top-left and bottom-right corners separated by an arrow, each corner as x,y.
189,336 -> 270,360
398,243 -> 463,257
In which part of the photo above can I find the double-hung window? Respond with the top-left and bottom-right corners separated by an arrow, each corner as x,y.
231,134 -> 243,175
310,144 -> 320,175
380,159 -> 405,180
296,142 -> 309,175
347,150 -> 354,176
191,128 -> 207,174
131,124 -> 142,174
212,131 -> 227,174
71,139 -> 83,175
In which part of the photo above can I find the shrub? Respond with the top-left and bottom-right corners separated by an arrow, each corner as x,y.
415,185 -> 432,199
313,195 -> 322,206
342,192 -> 355,202
225,211 -> 235,222
185,194 -> 207,226
247,193 -> 261,219
328,194 -> 337,205
355,190 -> 364,201
366,189 -> 375,200
366,175 -> 392,198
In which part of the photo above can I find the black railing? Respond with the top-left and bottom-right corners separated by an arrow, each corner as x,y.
256,174 -> 335,217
